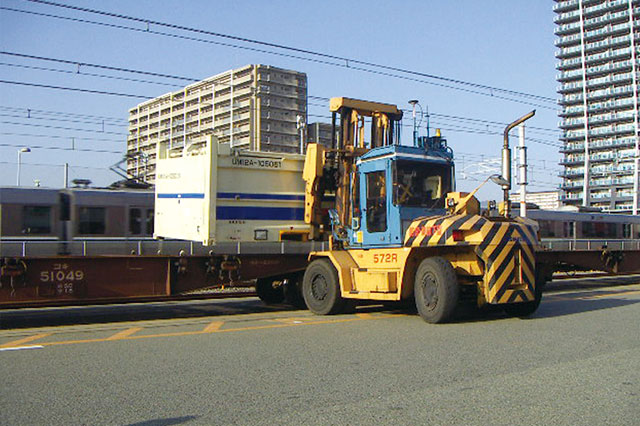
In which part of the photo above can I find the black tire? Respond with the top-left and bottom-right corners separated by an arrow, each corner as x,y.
503,270 -> 545,318
302,259 -> 347,315
414,257 -> 459,324
283,274 -> 307,309
255,278 -> 285,304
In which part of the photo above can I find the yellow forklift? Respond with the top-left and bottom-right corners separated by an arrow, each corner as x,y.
301,97 -> 543,323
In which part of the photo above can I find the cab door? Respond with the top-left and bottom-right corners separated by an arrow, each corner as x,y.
359,162 -> 391,247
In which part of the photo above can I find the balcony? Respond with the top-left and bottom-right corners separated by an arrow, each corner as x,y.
556,21 -> 581,35
559,106 -> 585,117
554,0 -> 579,14
583,0 -> 628,17
583,10 -> 629,30
559,118 -> 585,129
560,155 -> 585,165
558,81 -> 584,94
560,143 -> 585,153
556,32 -> 582,48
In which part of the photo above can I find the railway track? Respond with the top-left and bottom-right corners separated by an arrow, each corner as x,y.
0,288 -> 257,310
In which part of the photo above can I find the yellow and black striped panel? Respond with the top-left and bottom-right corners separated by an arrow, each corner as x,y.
404,214 -> 538,304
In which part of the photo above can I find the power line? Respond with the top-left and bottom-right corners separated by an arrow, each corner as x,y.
25,0 -> 558,103
0,61 -> 185,88
0,51 -> 561,133
0,119 -> 128,135
0,131 -> 124,143
6,4 -> 559,109
0,112 -> 129,128
0,50 -> 198,82
0,142 -> 121,154
0,79 -> 150,98
0,105 -> 127,124
0,160 -> 110,170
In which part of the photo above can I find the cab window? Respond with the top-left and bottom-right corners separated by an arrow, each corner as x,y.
393,160 -> 451,208
366,171 -> 387,233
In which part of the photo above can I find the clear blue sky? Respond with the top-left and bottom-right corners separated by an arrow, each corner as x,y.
0,0 -> 561,200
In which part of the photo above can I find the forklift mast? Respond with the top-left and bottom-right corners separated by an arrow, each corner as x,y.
303,98 -> 403,243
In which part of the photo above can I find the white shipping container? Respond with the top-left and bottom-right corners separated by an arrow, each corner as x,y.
154,136 -> 307,245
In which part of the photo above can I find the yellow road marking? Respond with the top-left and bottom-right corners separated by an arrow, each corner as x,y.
203,321 -> 224,332
5,286 -> 638,349
0,333 -> 51,349
546,288 -> 640,302
105,327 -> 142,340
27,314 -> 398,348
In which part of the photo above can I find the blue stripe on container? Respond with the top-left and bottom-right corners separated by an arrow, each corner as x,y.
217,192 -> 304,201
157,193 -> 205,199
217,206 -> 304,221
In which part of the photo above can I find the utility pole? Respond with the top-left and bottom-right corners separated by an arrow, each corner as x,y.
518,124 -> 528,217
296,115 -> 306,154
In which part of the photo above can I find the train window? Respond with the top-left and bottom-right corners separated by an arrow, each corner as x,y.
582,222 -> 617,239
129,208 -> 142,235
22,206 -> 51,234
146,209 -> 154,235
78,207 -> 106,235
563,221 -> 575,239
623,223 -> 631,239
537,220 -> 556,238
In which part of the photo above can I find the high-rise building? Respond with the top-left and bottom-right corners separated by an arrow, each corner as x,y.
307,122 -> 333,147
126,65 -> 307,182
554,0 -> 640,214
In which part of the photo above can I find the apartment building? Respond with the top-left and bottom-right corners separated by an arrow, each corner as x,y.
307,122 -> 333,147
555,0 -> 640,214
126,65 -> 307,182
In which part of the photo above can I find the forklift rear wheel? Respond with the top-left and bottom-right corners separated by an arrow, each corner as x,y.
256,278 -> 285,304
302,259 -> 347,315
414,257 -> 459,324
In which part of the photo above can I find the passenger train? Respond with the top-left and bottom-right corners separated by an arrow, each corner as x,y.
515,207 -> 640,241
0,186 -> 154,241
1,186 -> 639,246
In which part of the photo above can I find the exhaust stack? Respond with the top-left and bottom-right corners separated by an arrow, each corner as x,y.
502,110 -> 535,217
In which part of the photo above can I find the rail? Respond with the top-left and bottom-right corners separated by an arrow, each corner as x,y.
0,239 -> 328,257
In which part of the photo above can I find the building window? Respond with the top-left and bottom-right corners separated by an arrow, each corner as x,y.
22,206 -> 51,234
78,207 -> 106,235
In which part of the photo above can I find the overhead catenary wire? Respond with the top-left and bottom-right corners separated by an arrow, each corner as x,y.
0,142 -> 121,154
0,51 -> 562,135
23,0 -> 558,104
0,160 -> 110,170
0,119 -> 128,135
0,62 -> 186,88
0,131 -> 124,143
2,4 -> 559,110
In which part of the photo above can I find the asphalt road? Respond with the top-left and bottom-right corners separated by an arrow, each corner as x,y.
1,279 -> 639,425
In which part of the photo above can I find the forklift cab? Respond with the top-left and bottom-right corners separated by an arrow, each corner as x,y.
349,144 -> 454,248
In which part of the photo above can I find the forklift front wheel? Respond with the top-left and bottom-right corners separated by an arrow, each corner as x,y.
302,259 -> 347,315
414,257 -> 459,324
